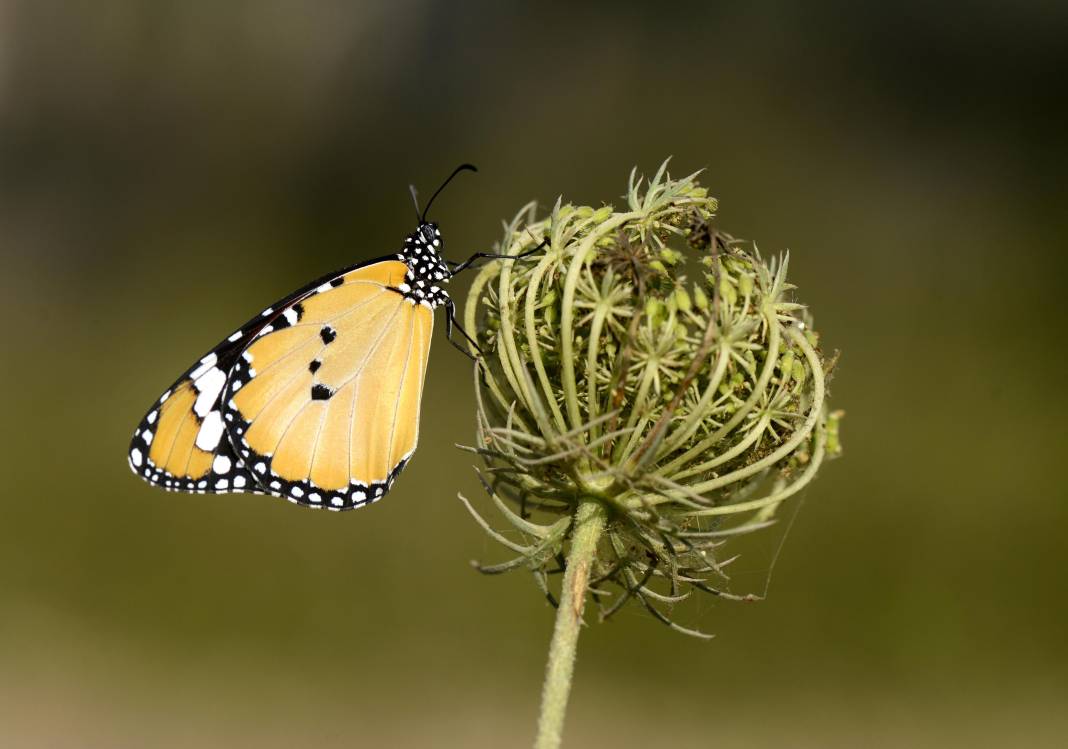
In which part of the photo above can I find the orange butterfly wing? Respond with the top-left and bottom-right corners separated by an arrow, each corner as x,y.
223,260 -> 434,509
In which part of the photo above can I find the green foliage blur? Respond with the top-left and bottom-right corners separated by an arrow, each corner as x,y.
1,2 -> 1065,747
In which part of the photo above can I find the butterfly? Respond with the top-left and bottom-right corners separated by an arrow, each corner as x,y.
127,164 -> 539,511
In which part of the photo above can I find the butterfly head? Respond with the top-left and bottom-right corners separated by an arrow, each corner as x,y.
404,221 -> 444,260
417,222 -> 440,245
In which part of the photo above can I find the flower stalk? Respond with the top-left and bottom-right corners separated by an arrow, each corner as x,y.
534,498 -> 607,749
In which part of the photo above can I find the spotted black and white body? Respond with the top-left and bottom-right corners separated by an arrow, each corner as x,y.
396,223 -> 453,309
128,164 -> 542,511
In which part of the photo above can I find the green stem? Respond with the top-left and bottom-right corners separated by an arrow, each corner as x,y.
534,498 -> 607,749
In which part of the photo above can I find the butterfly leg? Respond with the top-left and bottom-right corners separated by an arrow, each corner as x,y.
447,236 -> 549,277
444,299 -> 482,360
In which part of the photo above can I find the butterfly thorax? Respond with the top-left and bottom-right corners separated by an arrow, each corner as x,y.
396,222 -> 451,309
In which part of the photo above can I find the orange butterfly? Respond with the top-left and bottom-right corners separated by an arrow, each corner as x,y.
128,165 -> 538,510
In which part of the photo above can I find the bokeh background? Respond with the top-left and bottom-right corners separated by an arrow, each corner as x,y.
2,2 -> 1065,747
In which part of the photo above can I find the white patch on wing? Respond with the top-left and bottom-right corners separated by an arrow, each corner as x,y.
212,454 -> 232,474
233,475 -> 247,488
227,331 -> 243,342
189,353 -> 218,380
193,367 -> 226,418
283,308 -> 298,325
195,410 -> 225,450
131,448 -> 143,467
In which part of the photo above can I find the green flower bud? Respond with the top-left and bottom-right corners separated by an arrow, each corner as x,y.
674,287 -> 692,312
591,205 -> 613,222
645,297 -> 663,325
738,272 -> 754,298
693,285 -> 709,311
660,248 -> 683,266
459,162 -> 841,638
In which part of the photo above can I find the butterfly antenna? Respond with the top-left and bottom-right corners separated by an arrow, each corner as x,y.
408,184 -> 421,224
421,163 -> 478,223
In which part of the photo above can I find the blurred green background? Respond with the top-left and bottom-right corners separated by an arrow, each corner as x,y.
2,2 -> 1065,747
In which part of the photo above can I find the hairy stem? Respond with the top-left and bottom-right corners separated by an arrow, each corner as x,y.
534,498 -> 607,749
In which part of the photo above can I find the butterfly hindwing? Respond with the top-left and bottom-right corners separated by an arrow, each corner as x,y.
223,259 -> 434,510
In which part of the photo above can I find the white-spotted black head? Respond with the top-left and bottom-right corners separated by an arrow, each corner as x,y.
417,222 -> 439,245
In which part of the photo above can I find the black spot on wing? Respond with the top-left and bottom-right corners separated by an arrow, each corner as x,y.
310,384 -> 333,401
308,359 -> 322,373
320,326 -> 336,344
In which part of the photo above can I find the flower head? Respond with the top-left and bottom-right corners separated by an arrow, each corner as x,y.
460,162 -> 841,637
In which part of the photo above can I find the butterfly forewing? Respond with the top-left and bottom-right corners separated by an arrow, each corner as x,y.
223,260 -> 434,510
128,314 -> 270,495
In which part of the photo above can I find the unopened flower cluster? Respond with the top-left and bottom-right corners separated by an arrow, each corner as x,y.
460,164 -> 841,637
